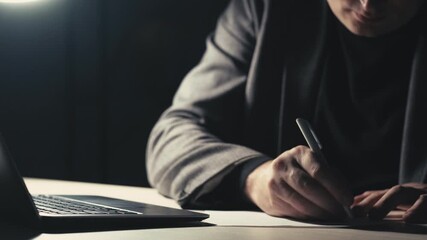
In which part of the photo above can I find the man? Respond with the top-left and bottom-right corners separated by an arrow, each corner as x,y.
146,0 -> 427,223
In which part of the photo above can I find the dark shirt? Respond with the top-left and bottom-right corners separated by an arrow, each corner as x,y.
313,16 -> 419,194
215,12 -> 420,206
235,13 -> 420,202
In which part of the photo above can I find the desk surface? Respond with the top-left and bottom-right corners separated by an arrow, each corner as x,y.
7,178 -> 424,239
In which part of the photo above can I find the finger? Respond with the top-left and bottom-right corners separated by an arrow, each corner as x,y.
268,196 -> 306,219
353,195 -> 367,205
403,194 -> 427,223
353,190 -> 379,204
369,185 -> 422,220
274,179 -> 336,220
351,190 -> 387,217
267,181 -> 309,219
396,204 -> 412,211
384,210 -> 405,221
276,158 -> 347,218
294,147 -> 353,206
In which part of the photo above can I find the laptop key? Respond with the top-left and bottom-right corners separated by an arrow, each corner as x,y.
33,195 -> 138,215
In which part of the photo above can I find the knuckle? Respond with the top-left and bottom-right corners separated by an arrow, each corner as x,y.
419,194 -> 427,201
290,169 -> 306,185
300,149 -> 312,162
271,159 -> 284,172
288,169 -> 298,181
310,164 -> 321,178
373,191 -> 384,198
302,148 -> 314,159
288,169 -> 306,187
390,185 -> 405,194
291,145 -> 306,156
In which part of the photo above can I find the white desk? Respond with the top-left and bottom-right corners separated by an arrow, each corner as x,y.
14,178 -> 427,239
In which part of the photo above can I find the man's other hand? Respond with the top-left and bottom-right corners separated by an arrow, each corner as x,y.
352,183 -> 427,223
244,145 -> 353,220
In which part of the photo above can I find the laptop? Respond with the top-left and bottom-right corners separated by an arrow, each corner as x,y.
0,135 -> 208,231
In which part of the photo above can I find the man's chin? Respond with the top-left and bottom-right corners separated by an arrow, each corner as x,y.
346,24 -> 389,38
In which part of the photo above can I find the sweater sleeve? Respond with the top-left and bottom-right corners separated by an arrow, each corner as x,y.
146,0 -> 271,209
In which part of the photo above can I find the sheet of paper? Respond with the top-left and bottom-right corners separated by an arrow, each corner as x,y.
202,210 -> 386,228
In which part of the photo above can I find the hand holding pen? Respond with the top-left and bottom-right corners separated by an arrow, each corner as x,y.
244,118 -> 354,221
296,118 -> 354,219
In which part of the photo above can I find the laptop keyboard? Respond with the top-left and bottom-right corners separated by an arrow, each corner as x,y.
33,195 -> 138,215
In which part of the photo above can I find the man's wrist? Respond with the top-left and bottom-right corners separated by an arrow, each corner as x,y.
239,158 -> 272,203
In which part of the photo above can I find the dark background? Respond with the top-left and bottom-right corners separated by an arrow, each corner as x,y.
0,0 -> 229,187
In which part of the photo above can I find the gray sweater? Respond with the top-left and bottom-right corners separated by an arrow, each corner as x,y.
146,0 -> 427,208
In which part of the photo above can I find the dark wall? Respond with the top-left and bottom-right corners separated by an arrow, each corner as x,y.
0,0 -> 229,187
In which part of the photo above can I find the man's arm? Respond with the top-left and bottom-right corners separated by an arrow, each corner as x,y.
147,0 -> 354,218
146,0 -> 270,209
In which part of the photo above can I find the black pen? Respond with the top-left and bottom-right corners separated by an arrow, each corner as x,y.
296,118 -> 354,219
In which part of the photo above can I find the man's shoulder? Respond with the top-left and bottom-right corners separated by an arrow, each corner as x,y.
222,0 -> 329,39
